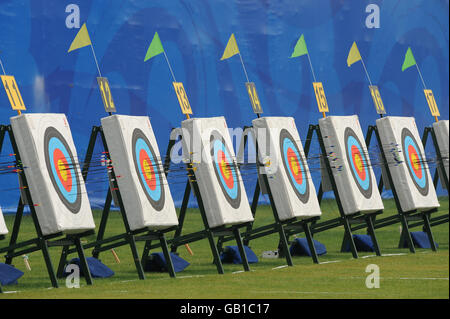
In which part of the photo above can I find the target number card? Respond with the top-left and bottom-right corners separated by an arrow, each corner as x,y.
312,82 -> 329,113
369,85 -> 386,115
245,82 -> 263,114
97,77 -> 116,113
423,89 -> 440,117
1,75 -> 26,111
173,82 -> 193,115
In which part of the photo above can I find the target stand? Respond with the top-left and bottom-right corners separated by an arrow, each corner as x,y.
160,127 -> 252,274
302,122 -> 382,259
60,125 -> 178,280
0,124 -> 94,288
216,124 -> 321,265
363,121 -> 439,253
419,123 -> 449,226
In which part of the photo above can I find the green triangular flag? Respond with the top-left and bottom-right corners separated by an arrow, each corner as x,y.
290,34 -> 308,58
144,32 -> 165,62
402,47 -> 417,71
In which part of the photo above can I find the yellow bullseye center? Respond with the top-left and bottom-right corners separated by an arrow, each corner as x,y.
354,153 -> 363,172
290,157 -> 299,175
221,159 -> 230,179
143,159 -> 153,181
411,153 -> 420,171
58,159 -> 68,181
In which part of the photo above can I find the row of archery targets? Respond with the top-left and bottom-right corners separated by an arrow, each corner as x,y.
0,29 -> 448,292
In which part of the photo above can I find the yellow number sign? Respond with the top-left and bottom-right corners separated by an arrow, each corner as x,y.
369,85 -> 386,115
312,82 -> 329,113
97,77 -> 116,113
245,82 -> 263,114
423,89 -> 440,117
1,75 -> 26,111
173,82 -> 193,115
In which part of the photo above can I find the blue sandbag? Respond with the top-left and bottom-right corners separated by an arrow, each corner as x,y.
343,234 -> 374,252
402,231 -> 438,249
63,257 -> 114,278
220,246 -> 258,264
290,238 -> 327,256
0,263 -> 24,286
143,252 -> 190,273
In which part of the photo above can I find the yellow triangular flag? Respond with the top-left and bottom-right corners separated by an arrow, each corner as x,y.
347,41 -> 362,67
220,33 -> 240,61
68,23 -> 92,53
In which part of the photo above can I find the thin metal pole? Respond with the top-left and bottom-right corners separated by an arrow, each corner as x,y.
360,58 -> 373,87
415,64 -> 427,90
90,44 -> 102,77
239,53 -> 250,83
306,53 -> 317,83
163,51 -> 177,83
0,57 -> 6,75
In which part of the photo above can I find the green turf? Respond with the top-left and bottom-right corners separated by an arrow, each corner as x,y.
0,197 -> 448,299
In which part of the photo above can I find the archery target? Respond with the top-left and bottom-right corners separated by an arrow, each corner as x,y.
318,115 -> 383,215
345,127 -> 372,199
0,207 -> 7,235
44,127 -> 81,213
252,117 -> 321,221
210,131 -> 241,209
432,120 -> 449,188
101,115 -> 178,231
10,114 -> 95,236
376,116 -> 439,212
181,117 -> 254,228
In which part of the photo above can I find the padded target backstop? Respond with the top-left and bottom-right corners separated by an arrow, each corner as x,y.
101,115 -> 179,231
376,116 -> 440,212
252,116 -> 321,220
0,207 -> 7,236
318,115 -> 384,215
10,114 -> 95,236
181,116 -> 254,228
432,120 -> 449,187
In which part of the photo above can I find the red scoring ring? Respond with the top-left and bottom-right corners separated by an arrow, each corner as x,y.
217,150 -> 235,189
52,148 -> 72,193
287,148 -> 303,185
139,149 -> 156,191
351,145 -> 366,180
408,145 -> 422,179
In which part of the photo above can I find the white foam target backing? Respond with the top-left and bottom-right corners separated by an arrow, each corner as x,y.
376,116 -> 439,212
10,114 -> 95,236
181,116 -> 254,228
318,115 -> 384,215
0,207 -> 7,235
432,120 -> 449,187
101,115 -> 178,231
252,117 -> 321,220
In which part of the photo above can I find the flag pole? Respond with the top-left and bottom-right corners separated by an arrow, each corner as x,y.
238,53 -> 260,118
238,53 -> 250,83
415,64 -> 438,122
305,53 -> 325,118
0,57 -> 6,75
360,57 -> 384,118
0,57 -> 21,115
90,44 -> 102,78
163,51 -> 177,83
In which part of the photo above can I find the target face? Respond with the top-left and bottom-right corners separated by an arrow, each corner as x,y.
44,127 -> 81,214
132,128 -> 165,211
280,129 -> 310,204
344,127 -> 372,199
210,131 -> 241,209
401,127 -> 429,196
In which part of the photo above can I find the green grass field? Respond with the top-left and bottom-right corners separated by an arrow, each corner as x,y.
1,197 -> 448,299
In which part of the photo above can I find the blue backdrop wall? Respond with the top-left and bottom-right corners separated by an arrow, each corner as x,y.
0,0 -> 448,212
